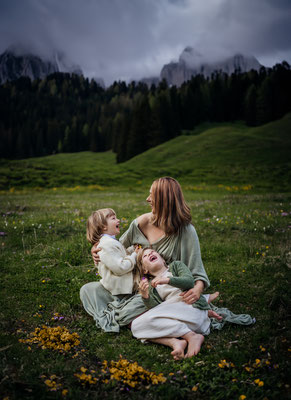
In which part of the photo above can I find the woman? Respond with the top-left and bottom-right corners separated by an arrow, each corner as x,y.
80,177 -> 210,332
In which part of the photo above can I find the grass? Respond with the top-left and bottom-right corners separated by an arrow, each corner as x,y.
1,112 -> 291,191
0,186 -> 290,399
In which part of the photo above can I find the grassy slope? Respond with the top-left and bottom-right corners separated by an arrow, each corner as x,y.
1,113 -> 291,190
124,113 -> 291,188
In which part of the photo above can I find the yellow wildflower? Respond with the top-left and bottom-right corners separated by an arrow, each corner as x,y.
239,396 -> 246,400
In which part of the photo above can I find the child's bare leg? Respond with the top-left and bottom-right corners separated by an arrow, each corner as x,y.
182,331 -> 204,358
208,291 -> 219,303
150,337 -> 187,360
208,309 -> 223,320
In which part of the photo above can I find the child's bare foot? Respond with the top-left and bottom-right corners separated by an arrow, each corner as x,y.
170,339 -> 187,360
208,309 -> 223,321
208,291 -> 219,303
183,332 -> 204,358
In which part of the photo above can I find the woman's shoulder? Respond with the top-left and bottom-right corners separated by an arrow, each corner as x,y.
136,213 -> 151,228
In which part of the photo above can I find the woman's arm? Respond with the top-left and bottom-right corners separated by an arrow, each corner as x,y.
119,219 -> 136,248
177,224 -> 210,304
179,224 -> 210,288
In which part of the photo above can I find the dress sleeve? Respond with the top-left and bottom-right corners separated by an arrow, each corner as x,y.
99,240 -> 136,276
168,261 -> 195,290
142,286 -> 163,309
179,225 -> 210,289
119,219 -> 135,248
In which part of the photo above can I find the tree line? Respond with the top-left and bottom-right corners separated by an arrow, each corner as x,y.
0,62 -> 290,161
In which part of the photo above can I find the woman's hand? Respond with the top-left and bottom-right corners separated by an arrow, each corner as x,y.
179,280 -> 204,304
151,276 -> 170,288
91,242 -> 101,265
139,278 -> 149,298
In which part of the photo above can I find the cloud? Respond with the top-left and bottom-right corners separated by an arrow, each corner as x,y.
0,0 -> 290,84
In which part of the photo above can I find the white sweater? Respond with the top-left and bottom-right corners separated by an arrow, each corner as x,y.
98,235 -> 137,295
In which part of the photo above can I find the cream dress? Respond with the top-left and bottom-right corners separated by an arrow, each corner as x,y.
131,269 -> 211,341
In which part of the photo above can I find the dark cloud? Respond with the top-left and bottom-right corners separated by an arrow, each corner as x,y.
0,0 -> 290,84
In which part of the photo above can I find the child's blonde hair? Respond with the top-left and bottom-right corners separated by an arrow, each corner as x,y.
86,208 -> 116,244
87,208 -> 142,293
136,247 -> 167,277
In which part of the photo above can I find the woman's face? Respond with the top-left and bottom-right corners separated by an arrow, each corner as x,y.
141,249 -> 165,276
146,185 -> 154,210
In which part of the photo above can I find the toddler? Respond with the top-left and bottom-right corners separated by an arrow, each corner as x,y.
86,208 -> 141,295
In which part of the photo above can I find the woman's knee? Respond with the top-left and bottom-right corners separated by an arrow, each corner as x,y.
80,281 -> 101,300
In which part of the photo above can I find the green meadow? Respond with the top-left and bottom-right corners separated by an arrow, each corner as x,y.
1,112 -> 291,191
0,115 -> 290,399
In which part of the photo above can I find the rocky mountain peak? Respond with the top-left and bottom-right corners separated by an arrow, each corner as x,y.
0,46 -> 83,84
161,47 -> 262,86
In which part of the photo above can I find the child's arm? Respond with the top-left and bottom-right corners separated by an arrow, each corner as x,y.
139,278 -> 162,309
167,261 -> 195,290
99,240 -> 136,275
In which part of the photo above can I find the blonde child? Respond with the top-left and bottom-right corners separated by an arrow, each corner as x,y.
131,247 -> 221,360
86,208 -> 141,296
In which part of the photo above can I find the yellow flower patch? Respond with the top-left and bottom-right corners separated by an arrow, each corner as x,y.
19,325 -> 80,353
104,357 -> 166,388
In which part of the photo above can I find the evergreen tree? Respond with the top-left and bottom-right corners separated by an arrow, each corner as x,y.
244,84 -> 257,126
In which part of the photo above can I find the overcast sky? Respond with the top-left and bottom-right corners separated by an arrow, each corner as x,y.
1,0 -> 291,85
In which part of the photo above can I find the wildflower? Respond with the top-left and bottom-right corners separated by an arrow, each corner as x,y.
19,326 -> 80,353
260,345 -> 266,352
239,396 -> 246,400
62,389 -> 68,396
192,385 -> 198,392
218,359 -> 230,368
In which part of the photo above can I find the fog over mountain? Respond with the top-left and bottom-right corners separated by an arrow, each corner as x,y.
0,0 -> 290,85
161,48 -> 262,86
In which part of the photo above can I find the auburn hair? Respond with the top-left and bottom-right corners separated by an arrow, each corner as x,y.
86,208 -> 116,244
150,177 -> 191,235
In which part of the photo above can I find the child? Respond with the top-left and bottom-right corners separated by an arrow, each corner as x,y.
86,208 -> 141,296
131,247 -> 221,360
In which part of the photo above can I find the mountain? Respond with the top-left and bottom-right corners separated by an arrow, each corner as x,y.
140,76 -> 160,87
161,47 -> 262,86
0,47 -> 83,84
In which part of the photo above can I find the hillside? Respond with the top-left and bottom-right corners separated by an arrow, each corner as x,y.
123,113 -> 291,189
1,113 -> 291,191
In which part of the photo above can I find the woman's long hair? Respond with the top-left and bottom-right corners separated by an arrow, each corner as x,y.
150,177 -> 191,235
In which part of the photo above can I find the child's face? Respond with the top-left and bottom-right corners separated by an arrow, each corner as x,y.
104,214 -> 120,236
141,249 -> 166,276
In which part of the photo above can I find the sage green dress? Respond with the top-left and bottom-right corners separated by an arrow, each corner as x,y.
80,220 -> 210,332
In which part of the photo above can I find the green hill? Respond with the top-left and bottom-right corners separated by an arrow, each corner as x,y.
1,113 -> 291,191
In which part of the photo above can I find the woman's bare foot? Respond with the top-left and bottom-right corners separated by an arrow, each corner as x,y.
208,309 -> 223,321
208,291 -> 219,303
170,339 -> 187,360
183,332 -> 204,358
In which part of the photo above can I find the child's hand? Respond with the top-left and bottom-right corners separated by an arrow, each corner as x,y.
134,244 -> 142,254
139,277 -> 149,298
151,276 -> 170,288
